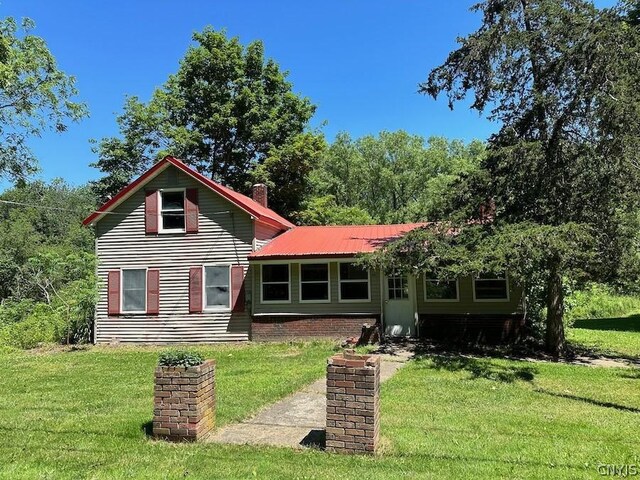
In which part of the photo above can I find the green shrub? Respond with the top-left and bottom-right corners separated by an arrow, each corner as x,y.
158,350 -> 204,367
565,283 -> 640,325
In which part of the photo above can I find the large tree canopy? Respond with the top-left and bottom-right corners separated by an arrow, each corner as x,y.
91,28 -> 316,204
0,17 -> 87,183
368,0 -> 640,354
300,131 -> 484,224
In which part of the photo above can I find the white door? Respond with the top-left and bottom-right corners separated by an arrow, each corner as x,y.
384,274 -> 415,337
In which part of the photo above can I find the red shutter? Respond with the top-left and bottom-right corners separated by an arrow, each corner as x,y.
107,270 -> 120,316
189,267 -> 203,313
145,190 -> 158,234
231,265 -> 245,313
185,188 -> 199,234
147,269 -> 160,315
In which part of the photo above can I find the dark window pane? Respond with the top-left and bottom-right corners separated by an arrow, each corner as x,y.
426,280 -> 458,300
340,282 -> 369,300
301,282 -> 329,301
340,263 -> 368,281
162,213 -> 185,230
206,286 -> 229,307
300,264 -> 328,282
475,279 -> 508,299
263,283 -> 289,301
162,191 -> 184,210
262,264 -> 289,283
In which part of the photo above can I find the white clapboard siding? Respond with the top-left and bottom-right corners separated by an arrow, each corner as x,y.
253,221 -> 283,250
94,166 -> 254,343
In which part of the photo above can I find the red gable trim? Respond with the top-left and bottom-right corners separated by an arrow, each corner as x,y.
83,156 -> 294,230
83,161 -> 170,226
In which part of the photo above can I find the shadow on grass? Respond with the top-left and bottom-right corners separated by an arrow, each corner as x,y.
572,315 -> 640,332
419,354 -> 537,383
534,389 -> 640,414
142,420 -> 153,437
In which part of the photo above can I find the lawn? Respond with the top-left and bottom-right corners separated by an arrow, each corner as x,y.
0,340 -> 638,479
568,313 -> 640,359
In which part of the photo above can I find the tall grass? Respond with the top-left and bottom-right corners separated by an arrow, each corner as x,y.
565,283 -> 640,324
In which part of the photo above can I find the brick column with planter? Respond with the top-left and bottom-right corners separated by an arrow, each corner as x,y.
326,350 -> 380,454
153,359 -> 216,441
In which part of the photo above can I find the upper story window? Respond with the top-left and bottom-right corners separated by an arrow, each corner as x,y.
339,263 -> 370,302
300,263 -> 330,302
425,278 -> 459,302
160,190 -> 185,232
122,268 -> 146,313
262,264 -> 290,303
204,265 -> 230,310
474,274 -> 509,301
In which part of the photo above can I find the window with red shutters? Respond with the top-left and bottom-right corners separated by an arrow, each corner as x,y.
231,265 -> 245,312
189,267 -> 203,313
185,188 -> 199,233
107,270 -> 120,315
145,190 -> 158,234
147,269 -> 160,315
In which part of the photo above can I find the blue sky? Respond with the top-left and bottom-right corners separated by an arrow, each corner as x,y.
0,0 -> 617,189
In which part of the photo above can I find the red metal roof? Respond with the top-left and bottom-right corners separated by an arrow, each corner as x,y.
83,156 -> 295,230
248,223 -> 426,260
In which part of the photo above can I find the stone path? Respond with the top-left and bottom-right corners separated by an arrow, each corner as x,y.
208,351 -> 411,449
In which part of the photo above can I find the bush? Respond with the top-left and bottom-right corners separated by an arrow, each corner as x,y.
565,283 -> 640,325
158,350 -> 204,367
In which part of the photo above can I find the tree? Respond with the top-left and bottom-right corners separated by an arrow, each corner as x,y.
303,131 -> 483,224
372,0 -> 640,355
250,132 -> 326,218
0,17 -> 87,182
91,28 -> 316,204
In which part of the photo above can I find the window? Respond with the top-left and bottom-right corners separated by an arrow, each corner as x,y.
387,274 -> 409,300
300,264 -> 330,302
425,278 -> 459,302
262,264 -> 290,302
339,263 -> 370,302
122,269 -> 146,313
160,190 -> 185,231
474,275 -> 509,301
205,266 -> 230,310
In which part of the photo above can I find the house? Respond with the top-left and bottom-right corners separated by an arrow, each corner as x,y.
83,156 -> 524,344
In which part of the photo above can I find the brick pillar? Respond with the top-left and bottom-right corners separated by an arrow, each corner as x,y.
153,359 -> 216,441
326,351 -> 380,454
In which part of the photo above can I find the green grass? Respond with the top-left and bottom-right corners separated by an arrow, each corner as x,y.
568,314 -> 640,359
0,340 -> 639,479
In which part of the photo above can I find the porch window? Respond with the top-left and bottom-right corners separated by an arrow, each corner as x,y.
339,263 -> 370,301
474,274 -> 509,301
387,274 -> 409,300
300,263 -> 330,302
160,190 -> 185,231
425,278 -> 459,301
122,269 -> 146,313
204,265 -> 230,310
262,264 -> 290,302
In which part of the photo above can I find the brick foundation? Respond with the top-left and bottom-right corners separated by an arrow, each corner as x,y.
252,315 -> 379,341
419,313 -> 525,343
153,359 -> 216,441
325,351 -> 380,454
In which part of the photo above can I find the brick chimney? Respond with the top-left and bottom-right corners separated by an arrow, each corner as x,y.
252,184 -> 268,208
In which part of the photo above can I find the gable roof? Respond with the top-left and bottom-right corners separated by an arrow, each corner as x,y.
248,223 -> 426,260
83,156 -> 295,230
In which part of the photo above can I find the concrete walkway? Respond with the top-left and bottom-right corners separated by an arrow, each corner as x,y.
208,351 -> 411,449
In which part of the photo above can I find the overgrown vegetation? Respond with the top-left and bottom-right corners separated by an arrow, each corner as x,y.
565,283 -> 640,325
0,180 -> 97,349
158,349 -> 205,367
